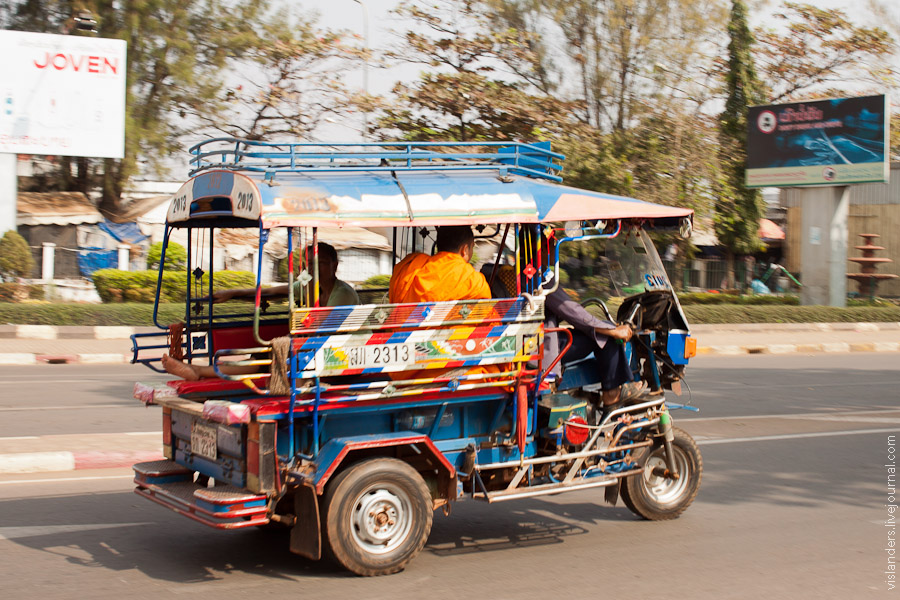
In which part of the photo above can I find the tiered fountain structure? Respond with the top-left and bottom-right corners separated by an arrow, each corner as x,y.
847,233 -> 898,297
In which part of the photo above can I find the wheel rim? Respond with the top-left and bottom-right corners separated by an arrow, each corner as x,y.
641,445 -> 691,507
349,484 -> 414,555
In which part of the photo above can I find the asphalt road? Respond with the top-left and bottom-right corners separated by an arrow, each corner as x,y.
0,354 -> 898,599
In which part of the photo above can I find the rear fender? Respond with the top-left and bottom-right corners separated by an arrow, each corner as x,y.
311,432 -> 457,502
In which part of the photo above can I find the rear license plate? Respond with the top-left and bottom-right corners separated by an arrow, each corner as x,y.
191,422 -> 217,460
345,343 -> 415,369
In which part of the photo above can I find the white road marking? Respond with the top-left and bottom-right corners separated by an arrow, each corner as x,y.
0,475 -> 133,486
682,409 -> 900,423
0,522 -> 152,540
695,427 -> 899,445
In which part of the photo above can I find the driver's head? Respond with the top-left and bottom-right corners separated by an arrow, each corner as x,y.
307,242 -> 339,283
435,226 -> 476,262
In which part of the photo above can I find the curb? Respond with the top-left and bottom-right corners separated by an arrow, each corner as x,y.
0,354 -> 130,365
0,450 -> 163,474
0,326 -> 155,340
696,341 -> 900,356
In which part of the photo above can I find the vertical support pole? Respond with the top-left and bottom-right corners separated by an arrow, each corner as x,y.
0,154 -> 17,234
287,227 -> 294,311
117,244 -> 130,271
186,227 -> 193,361
514,224 -> 521,296
800,186 -> 849,306
208,229 -> 215,363
41,242 -> 55,282
312,228 -> 319,307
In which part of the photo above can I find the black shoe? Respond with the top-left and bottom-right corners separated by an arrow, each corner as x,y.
599,400 -> 624,422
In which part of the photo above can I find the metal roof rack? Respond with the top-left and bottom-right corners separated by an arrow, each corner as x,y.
188,138 -> 565,182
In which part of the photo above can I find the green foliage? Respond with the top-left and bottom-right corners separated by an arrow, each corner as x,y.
0,283 -> 24,302
0,230 -> 35,280
0,303 -> 187,326
716,0 -> 765,286
682,304 -> 900,324
677,292 -> 800,305
92,269 -> 256,303
146,241 -> 187,271
360,274 -> 391,289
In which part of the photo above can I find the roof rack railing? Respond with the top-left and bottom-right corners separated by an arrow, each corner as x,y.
188,138 -> 565,182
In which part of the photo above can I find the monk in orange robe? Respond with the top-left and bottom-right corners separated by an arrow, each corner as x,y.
389,226 -> 490,303
389,226 -> 503,380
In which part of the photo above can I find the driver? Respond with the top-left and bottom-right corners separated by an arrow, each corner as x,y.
540,234 -> 643,418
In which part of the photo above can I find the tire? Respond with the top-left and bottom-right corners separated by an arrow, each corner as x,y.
322,457 -> 433,576
620,427 -> 702,520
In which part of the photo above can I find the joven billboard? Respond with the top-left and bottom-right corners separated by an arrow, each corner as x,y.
0,30 -> 127,158
746,94 -> 889,188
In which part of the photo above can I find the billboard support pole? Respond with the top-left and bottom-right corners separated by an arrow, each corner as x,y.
800,186 -> 849,307
0,154 -> 16,234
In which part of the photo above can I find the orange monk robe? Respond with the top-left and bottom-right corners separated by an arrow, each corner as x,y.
388,252 -> 504,379
389,252 -> 490,303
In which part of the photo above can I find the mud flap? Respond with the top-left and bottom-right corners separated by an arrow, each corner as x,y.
289,484 -> 321,560
605,481 -> 620,506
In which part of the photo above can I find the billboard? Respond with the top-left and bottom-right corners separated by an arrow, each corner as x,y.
746,94 -> 889,188
0,30 -> 127,158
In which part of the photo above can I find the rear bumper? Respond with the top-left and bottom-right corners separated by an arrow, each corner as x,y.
134,459 -> 269,529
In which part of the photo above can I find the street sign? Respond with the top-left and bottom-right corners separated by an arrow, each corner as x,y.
0,30 -> 127,158
746,94 -> 889,188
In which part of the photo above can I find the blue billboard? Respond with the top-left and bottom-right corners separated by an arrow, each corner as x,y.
746,94 -> 889,188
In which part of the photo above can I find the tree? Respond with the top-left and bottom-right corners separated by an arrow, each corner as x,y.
376,0 -> 580,143
755,2 -> 895,103
483,0 -> 728,132
0,230 -> 35,281
716,0 -> 765,289
7,0 -> 269,216
195,11 -> 361,140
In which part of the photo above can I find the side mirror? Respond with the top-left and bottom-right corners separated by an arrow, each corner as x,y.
679,217 -> 693,239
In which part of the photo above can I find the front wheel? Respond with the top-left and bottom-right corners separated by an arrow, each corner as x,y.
322,457 -> 433,576
620,427 -> 702,520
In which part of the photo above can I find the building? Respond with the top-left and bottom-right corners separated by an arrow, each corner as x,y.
782,162 -> 900,297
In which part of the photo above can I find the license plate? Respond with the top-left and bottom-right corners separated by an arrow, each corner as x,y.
191,422 -> 217,460
345,343 -> 415,369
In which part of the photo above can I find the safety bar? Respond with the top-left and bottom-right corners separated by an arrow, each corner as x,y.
188,139 -> 565,182
542,220 -> 623,294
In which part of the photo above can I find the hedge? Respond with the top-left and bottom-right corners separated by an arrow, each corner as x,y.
681,304 -> 900,324
1,301 -> 898,326
92,269 -> 256,303
0,303 -> 187,326
677,292 -> 800,305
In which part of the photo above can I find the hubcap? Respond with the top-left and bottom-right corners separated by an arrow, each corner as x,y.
350,485 -> 413,555
642,447 -> 690,507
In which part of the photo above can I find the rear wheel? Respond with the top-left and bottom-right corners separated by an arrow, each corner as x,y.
620,427 -> 702,520
322,458 -> 433,576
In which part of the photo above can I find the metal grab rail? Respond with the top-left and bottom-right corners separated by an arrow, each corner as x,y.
188,138 -> 565,182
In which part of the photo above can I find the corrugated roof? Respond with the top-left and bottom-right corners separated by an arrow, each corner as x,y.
16,192 -> 103,226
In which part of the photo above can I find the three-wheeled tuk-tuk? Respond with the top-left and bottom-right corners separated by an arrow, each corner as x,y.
131,139 -> 701,576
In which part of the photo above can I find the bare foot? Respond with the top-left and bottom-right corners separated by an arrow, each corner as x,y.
161,353 -> 200,381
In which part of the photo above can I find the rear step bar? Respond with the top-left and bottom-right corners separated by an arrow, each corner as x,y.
134,460 -> 269,529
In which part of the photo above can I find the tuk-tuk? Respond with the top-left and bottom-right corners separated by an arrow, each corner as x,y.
131,139 -> 701,576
